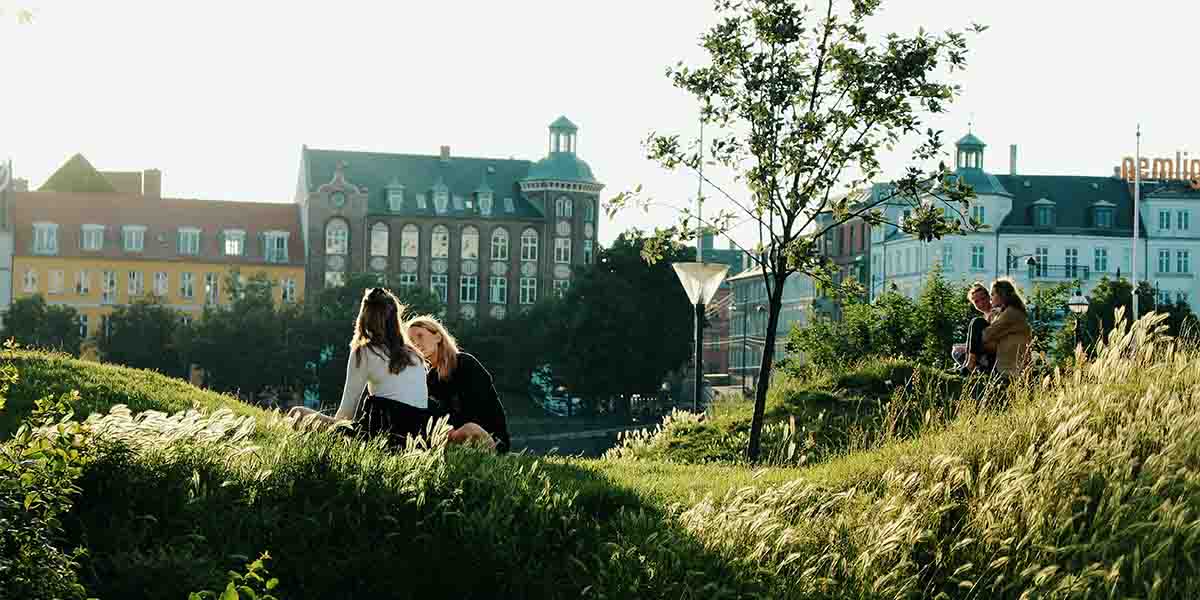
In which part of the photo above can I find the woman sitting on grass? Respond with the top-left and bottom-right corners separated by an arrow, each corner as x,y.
406,315 -> 511,454
982,279 -> 1033,376
287,288 -> 432,444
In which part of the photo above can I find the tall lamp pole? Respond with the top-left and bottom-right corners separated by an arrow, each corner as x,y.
1068,289 -> 1090,351
1132,124 -> 1141,321
673,263 -> 729,413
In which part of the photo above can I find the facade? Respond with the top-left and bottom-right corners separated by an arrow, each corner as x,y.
726,267 -> 825,389
698,232 -> 750,377
11,155 -> 306,355
870,132 -> 1199,311
816,203 -> 873,319
295,117 -> 602,319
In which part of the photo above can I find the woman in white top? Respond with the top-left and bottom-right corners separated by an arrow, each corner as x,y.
288,288 -> 431,443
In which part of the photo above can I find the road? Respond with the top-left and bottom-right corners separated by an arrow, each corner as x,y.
511,424 -> 649,458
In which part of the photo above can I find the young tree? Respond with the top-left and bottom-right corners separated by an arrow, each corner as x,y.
916,266 -> 970,368
611,0 -> 982,458
99,297 -> 186,377
1,295 -> 82,356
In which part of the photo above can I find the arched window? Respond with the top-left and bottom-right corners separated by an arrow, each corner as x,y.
521,228 -> 539,261
582,199 -> 594,223
325,219 -> 349,255
491,228 -> 509,260
461,226 -> 479,260
432,225 -> 450,258
370,222 -> 389,257
555,196 -> 573,219
401,224 -> 420,258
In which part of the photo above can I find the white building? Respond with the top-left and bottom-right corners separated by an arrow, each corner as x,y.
871,133 -> 1197,310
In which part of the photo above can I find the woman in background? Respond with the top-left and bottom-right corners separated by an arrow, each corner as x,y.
406,316 -> 511,453
982,279 -> 1033,376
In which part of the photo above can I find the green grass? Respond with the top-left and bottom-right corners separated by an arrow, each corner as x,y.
5,313 -> 1200,598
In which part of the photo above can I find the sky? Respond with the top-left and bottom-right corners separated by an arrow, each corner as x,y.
3,0 -> 1199,250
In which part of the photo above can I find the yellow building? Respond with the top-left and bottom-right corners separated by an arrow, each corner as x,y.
10,154 -> 306,359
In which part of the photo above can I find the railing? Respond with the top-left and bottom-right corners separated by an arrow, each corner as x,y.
1011,263 -> 1092,281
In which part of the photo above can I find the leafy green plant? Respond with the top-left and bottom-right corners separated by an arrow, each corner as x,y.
189,552 -> 280,600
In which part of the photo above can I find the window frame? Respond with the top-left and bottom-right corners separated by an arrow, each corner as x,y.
401,224 -> 420,258
325,219 -> 349,256
178,227 -> 201,256
154,272 -> 169,297
122,225 -> 147,252
431,225 -> 451,259
370,222 -> 390,258
33,222 -> 59,255
490,228 -> 509,261
223,228 -> 246,257
81,224 -> 105,251
180,272 -> 195,299
554,237 -> 572,264
489,276 -> 508,304
430,273 -> 449,303
1094,247 -> 1109,273
521,228 -> 539,261
461,226 -> 480,260
459,275 -> 479,304
519,277 -> 537,305
970,244 -> 985,271
1177,250 -> 1191,274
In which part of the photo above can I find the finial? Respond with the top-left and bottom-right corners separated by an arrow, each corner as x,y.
968,113 -> 975,134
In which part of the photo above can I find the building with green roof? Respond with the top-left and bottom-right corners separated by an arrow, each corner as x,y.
294,117 -> 603,320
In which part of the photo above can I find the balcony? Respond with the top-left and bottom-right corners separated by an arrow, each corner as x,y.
1017,263 -> 1091,282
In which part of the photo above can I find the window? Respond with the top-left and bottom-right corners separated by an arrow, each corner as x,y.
553,280 -> 570,297
75,271 -> 90,295
461,226 -> 479,260
504,197 -> 515,213
1158,289 -> 1172,306
128,271 -> 144,297
397,273 -> 418,289
48,270 -> 64,295
180,272 -> 195,299
479,193 -> 494,216
583,200 -> 595,223
178,228 -> 200,255
971,205 -> 985,224
387,185 -> 405,212
459,275 -> 478,303
33,223 -> 58,254
489,277 -> 507,304
123,226 -> 145,252
325,271 -> 345,288
1159,210 -> 1171,230
401,225 -> 420,258
1035,247 -> 1049,277
491,228 -> 509,260
265,231 -> 289,263
554,238 -> 571,263
82,224 -> 105,251
416,193 -> 427,211
583,240 -> 594,264
1159,250 -> 1171,273
430,274 -> 448,302
555,196 -> 573,218
942,243 -> 954,270
282,279 -> 297,303
223,229 -> 245,256
154,272 -> 168,297
325,219 -> 349,255
433,185 -> 449,214
1035,206 -> 1054,227
370,223 -> 389,257
432,225 -> 450,258
204,273 -> 220,305
22,268 -> 38,293
970,245 -> 985,270
1179,210 -> 1191,231
519,277 -> 537,305
1178,250 -> 1191,274
102,271 -> 117,304
1095,208 -> 1114,228
79,315 -> 88,340
521,228 -> 539,261
1094,248 -> 1109,273
1064,248 -> 1079,278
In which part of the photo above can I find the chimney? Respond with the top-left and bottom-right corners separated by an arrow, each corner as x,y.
1113,166 -> 1122,178
439,146 -> 450,162
1009,144 -> 1018,176
142,169 -> 161,198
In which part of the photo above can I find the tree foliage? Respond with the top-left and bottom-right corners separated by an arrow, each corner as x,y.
608,0 -> 981,459
1,295 -> 82,357
1055,277 -> 1197,358
98,297 -> 187,378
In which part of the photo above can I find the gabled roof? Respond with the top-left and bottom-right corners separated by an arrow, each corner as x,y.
302,148 -> 545,219
39,154 -> 117,193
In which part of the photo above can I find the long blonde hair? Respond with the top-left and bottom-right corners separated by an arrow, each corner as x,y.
405,315 -> 459,381
990,278 -> 1028,314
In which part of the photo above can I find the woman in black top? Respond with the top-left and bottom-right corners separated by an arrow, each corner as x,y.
406,315 -> 511,453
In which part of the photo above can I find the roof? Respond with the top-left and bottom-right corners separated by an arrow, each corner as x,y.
302,148 -> 547,219
524,152 -> 597,184
100,171 -> 144,195
957,133 -> 985,148
952,167 -> 1011,197
549,116 -> 578,132
993,174 -> 1146,237
12,191 -> 305,265
39,154 -> 117,193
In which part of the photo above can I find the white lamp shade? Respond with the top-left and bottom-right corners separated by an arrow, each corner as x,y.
1068,294 -> 1090,314
673,262 -> 730,305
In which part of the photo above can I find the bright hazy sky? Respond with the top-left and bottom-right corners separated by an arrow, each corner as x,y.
3,1 -> 1198,249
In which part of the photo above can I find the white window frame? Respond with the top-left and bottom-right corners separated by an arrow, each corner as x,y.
180,272 -> 195,299
1159,210 -> 1171,231
459,275 -> 479,304
519,277 -> 537,305
1035,247 -> 1049,277
48,269 -> 65,295
401,225 -> 420,258
461,226 -> 480,260
1179,210 -> 1191,232
479,193 -> 494,216
970,245 -> 985,271
101,270 -> 117,304
1064,248 -> 1079,277
123,225 -> 146,252
1158,249 -> 1171,274
75,270 -> 91,295
79,314 -> 89,339
521,228 -> 539,262
489,276 -> 507,304
265,231 -> 290,263
325,271 -> 346,288
22,268 -> 38,293
325,219 -> 349,255
942,243 -> 954,271
555,196 -> 573,219
223,229 -> 246,256
431,225 -> 450,259
1094,248 -> 1109,273
491,228 -> 509,261
971,205 -> 985,225
397,273 -> 418,289
1178,250 -> 1191,274
430,274 -> 449,302
154,272 -> 169,297
433,187 -> 449,214
128,271 -> 144,297
370,222 -> 390,258
204,272 -> 220,305
388,185 -> 405,212
583,199 -> 595,223
178,227 -> 201,256
554,238 -> 571,263
82,224 -> 105,251
282,278 -> 297,303
33,222 -> 59,255
553,279 -> 570,298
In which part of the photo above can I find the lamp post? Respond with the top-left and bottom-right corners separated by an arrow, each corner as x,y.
1006,254 -> 1039,278
1067,289 -> 1090,350
673,263 -> 730,414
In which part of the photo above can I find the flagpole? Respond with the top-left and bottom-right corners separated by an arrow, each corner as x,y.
1132,125 -> 1141,321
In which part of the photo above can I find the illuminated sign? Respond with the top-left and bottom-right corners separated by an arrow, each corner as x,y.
1119,152 -> 1200,189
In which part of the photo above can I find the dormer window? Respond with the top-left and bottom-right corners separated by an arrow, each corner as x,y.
433,184 -> 449,214
452,195 -> 465,211
504,197 -> 515,213
1033,198 -> 1056,228
416,193 -> 428,210
1092,199 -> 1116,229
479,192 -> 494,216
387,182 -> 405,212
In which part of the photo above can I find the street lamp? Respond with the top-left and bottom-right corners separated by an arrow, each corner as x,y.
1067,289 -> 1090,350
673,262 -> 730,413
1006,254 -> 1039,278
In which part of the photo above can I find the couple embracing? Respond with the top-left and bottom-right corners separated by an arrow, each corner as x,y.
289,287 -> 510,453
955,278 -> 1033,377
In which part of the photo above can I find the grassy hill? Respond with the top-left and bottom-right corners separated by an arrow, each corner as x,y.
4,313 -> 1200,598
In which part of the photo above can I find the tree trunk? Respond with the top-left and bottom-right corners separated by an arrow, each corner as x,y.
747,271 -> 787,462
